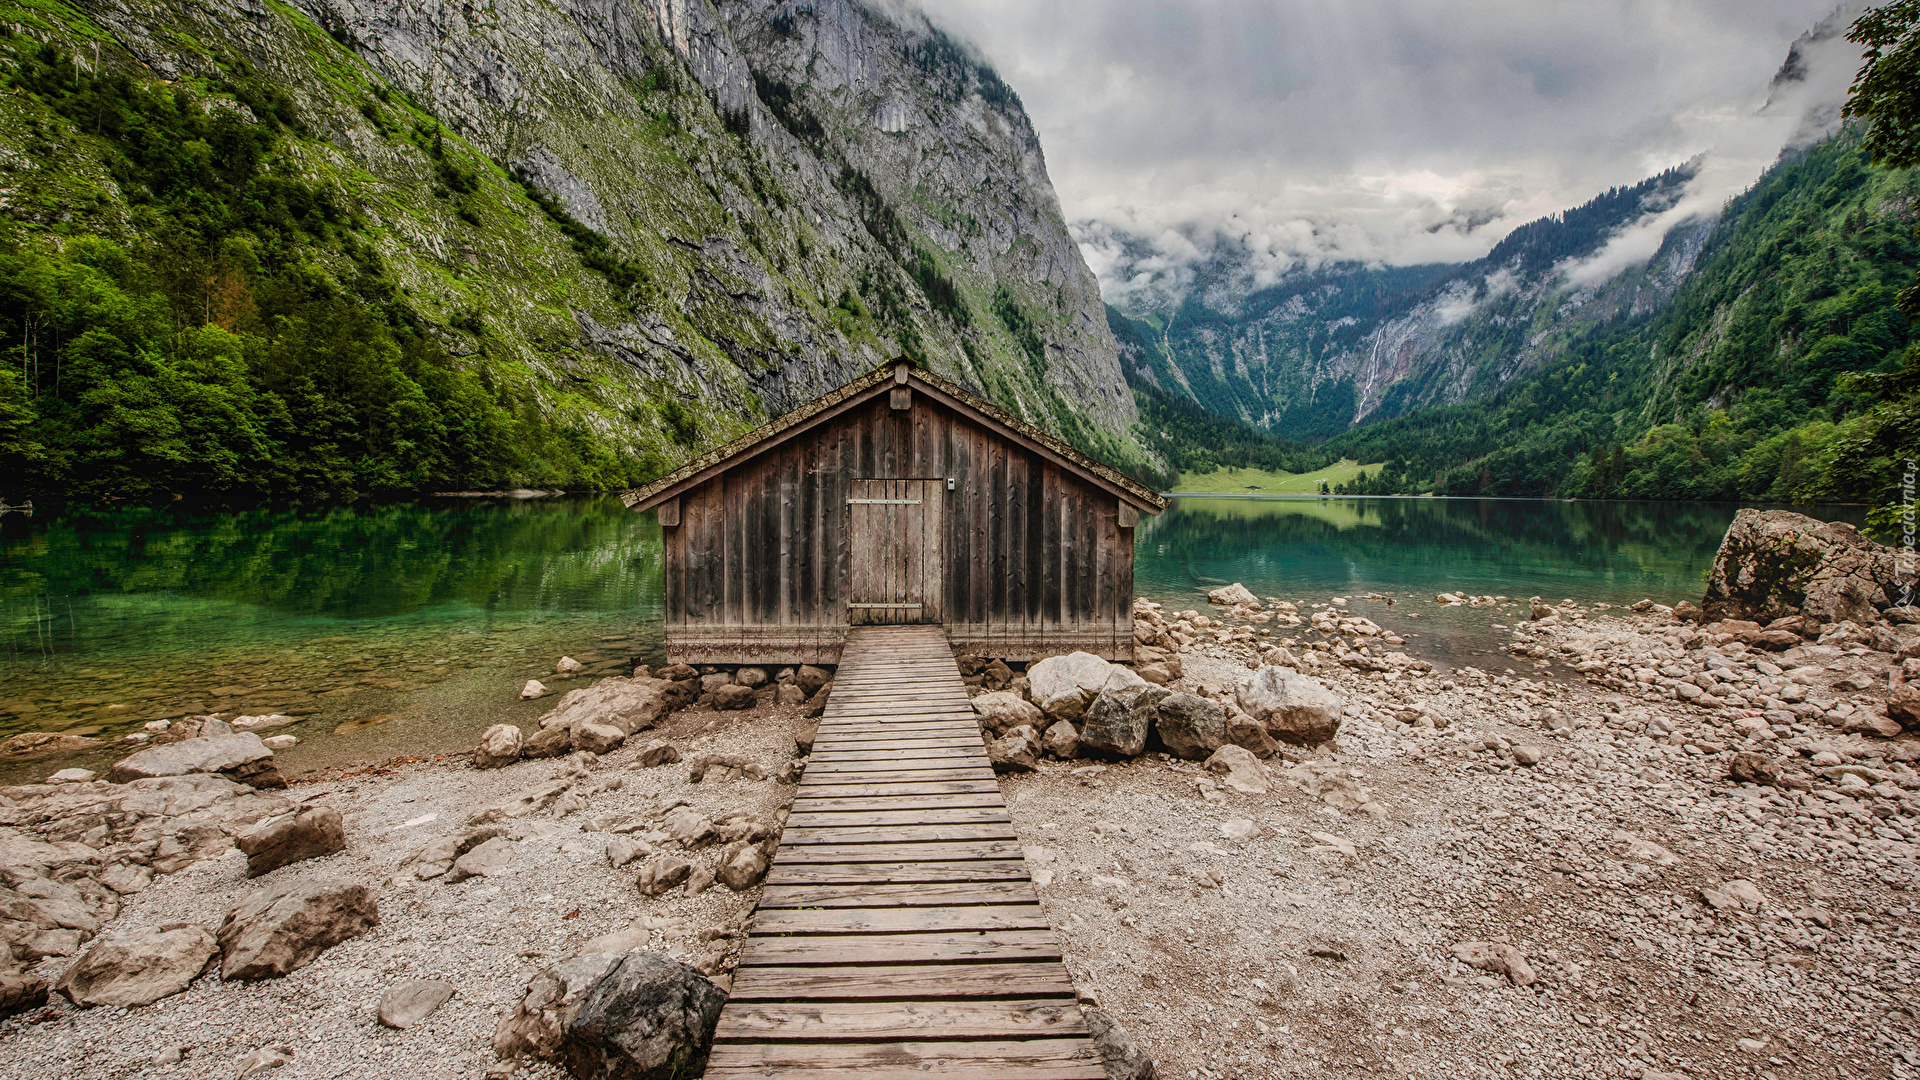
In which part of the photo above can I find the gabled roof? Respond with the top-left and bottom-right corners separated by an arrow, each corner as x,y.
621,360 -> 1168,514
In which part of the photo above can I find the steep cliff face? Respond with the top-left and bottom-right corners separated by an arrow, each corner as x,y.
719,0 -> 1137,451
0,0 -> 1139,495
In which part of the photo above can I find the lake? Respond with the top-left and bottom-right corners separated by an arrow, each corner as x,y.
0,494 -> 1866,780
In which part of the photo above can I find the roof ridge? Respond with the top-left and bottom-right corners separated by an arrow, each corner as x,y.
621,360 -> 1166,513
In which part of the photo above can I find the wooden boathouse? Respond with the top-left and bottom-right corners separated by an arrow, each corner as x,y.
621,359 -> 1166,666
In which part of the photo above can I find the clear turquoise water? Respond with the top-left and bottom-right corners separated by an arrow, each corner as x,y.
0,494 -> 1867,775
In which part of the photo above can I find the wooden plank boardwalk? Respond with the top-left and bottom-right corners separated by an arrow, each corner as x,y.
705,625 -> 1106,1079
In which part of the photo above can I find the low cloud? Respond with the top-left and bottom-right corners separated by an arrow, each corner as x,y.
921,0 -> 1863,309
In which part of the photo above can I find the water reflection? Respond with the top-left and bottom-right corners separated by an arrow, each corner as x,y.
1134,496 -> 1868,661
0,496 -> 664,750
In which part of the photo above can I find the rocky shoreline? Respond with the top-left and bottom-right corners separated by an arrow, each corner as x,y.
2,508 -> 1918,1078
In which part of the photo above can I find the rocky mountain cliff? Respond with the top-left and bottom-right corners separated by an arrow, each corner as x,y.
0,0 -> 1140,496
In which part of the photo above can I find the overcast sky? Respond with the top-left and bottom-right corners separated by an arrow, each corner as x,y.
919,0 -> 1865,308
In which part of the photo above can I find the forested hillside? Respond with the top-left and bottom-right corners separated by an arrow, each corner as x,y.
0,0 -> 1141,501
1313,129 -> 1920,509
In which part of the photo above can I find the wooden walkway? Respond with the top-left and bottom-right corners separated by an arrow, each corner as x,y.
705,625 -> 1105,1079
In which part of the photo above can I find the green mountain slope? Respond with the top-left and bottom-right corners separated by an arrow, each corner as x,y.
0,0 -> 1142,500
1318,129 -> 1920,505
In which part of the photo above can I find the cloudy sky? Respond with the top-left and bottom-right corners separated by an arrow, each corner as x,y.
920,0 -> 1866,308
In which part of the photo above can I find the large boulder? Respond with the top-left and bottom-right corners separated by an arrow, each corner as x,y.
987,725 -> 1040,773
236,806 -> 346,878
473,724 -> 524,768
109,734 -> 285,789
1703,509 -> 1899,626
973,691 -> 1044,736
1079,685 -> 1169,758
1207,583 -> 1259,607
538,678 -> 672,737
494,951 -> 726,1077
1026,653 -> 1117,721
217,878 -> 379,981
1236,667 -> 1345,747
55,925 -> 219,1007
0,969 -> 47,1014
1155,694 -> 1227,760
1204,745 -> 1269,794
716,842 -> 769,891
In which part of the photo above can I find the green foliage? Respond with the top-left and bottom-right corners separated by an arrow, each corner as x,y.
1288,129 -> 1920,503
509,169 -> 649,295
1847,1 -> 1920,170
1131,380 -> 1329,489
0,48 -> 651,499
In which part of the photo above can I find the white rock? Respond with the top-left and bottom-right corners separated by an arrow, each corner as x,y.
45,768 -> 95,784
261,735 -> 298,751
1026,652 -> 1116,721
1219,817 -> 1261,842
1208,583 -> 1259,606
522,679 -> 548,700
555,656 -> 584,674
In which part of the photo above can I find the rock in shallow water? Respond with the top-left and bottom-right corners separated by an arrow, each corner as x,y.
110,733 -> 285,789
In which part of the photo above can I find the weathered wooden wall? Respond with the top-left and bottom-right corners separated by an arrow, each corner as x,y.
660,391 -> 1135,665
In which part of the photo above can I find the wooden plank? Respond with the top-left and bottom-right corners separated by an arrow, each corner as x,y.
790,785 -> 1004,804
807,746 -> 985,762
771,840 -> 1023,863
755,882 -> 1038,909
751,905 -> 1051,935
713,999 -> 1086,1041
798,760 -> 998,776
786,804 -> 1009,823
705,1043 -> 1106,1080
762,860 -> 1032,885
791,787 -> 1013,803
737,930 -> 1060,965
780,823 -> 1020,845
728,961 -> 1069,1001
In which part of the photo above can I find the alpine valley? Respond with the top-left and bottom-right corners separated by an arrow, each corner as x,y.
1107,10 -> 1920,514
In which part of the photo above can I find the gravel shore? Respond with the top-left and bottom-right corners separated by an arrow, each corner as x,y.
6,593 -> 1917,1080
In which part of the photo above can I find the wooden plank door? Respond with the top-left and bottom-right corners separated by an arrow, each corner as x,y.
847,479 -> 943,625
